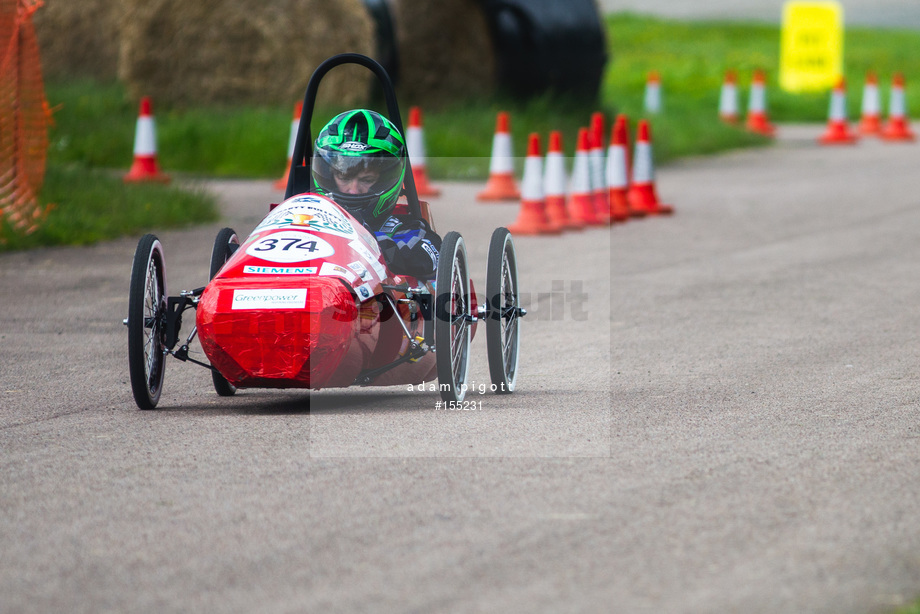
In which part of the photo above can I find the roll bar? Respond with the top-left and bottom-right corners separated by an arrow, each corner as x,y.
283,53 -> 422,219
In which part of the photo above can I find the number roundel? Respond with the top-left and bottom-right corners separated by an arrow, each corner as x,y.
244,230 -> 335,263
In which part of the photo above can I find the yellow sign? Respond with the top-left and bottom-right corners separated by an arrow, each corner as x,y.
779,1 -> 844,92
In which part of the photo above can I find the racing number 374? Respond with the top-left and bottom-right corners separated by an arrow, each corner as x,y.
252,237 -> 319,253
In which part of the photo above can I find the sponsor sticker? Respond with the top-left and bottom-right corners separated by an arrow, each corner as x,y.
347,261 -> 372,281
245,230 -> 334,263
231,289 -> 307,310
319,261 -> 357,283
243,265 -> 317,275
355,283 -> 373,302
254,195 -> 355,237
349,239 -> 388,279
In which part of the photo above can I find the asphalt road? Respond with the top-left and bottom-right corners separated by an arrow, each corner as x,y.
2,123 -> 920,613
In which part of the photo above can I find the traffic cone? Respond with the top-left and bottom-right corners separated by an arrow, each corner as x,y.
818,77 -> 859,145
273,101 -> 302,190
567,128 -> 602,226
745,69 -> 776,137
589,112 -> 611,225
606,114 -> 632,222
627,120 -> 673,216
881,73 -> 916,142
407,106 -> 441,197
544,130 -> 579,231
644,71 -> 662,114
508,133 -> 559,236
124,96 -> 169,183
477,111 -> 520,201
858,72 -> 882,135
719,69 -> 739,123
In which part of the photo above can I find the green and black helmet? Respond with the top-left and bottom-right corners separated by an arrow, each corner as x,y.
312,109 -> 407,224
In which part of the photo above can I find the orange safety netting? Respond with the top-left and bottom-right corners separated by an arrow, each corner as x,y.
0,0 -> 50,241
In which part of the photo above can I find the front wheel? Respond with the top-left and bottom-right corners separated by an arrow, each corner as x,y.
435,231 -> 471,403
208,228 -> 239,397
127,234 -> 167,409
486,227 -> 520,393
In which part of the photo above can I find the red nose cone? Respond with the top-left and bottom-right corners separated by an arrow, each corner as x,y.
196,277 -> 365,389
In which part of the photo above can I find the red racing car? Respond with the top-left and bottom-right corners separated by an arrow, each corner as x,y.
125,54 -> 525,409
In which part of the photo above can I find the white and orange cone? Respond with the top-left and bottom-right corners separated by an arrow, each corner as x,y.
819,77 -> 859,145
589,112 -> 611,225
881,73 -> 916,142
644,71 -> 662,114
719,69 -> 739,124
407,106 -> 441,197
858,72 -> 882,135
568,127 -> 602,226
274,101 -> 302,190
606,114 -> 632,223
544,130 -> 578,231
124,96 -> 169,183
478,111 -> 520,201
508,133 -> 559,235
745,69 -> 776,138
627,120 -> 673,216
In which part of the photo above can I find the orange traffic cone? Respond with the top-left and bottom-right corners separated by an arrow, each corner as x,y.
478,111 -> 520,201
508,133 -> 559,236
567,128 -> 602,226
589,112 -> 611,225
274,101 -> 302,191
644,71 -> 662,114
628,120 -> 673,216
407,106 -> 441,197
819,77 -> 859,145
606,114 -> 632,222
719,69 -> 739,123
881,73 -> 916,142
858,72 -> 882,135
124,97 -> 169,183
544,130 -> 578,231
745,69 -> 776,137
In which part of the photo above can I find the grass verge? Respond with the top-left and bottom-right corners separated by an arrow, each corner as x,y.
1,165 -> 217,251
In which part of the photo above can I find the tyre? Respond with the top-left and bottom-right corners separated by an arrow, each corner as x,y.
128,234 -> 167,409
208,228 -> 239,397
435,231 -> 471,403
486,227 -> 520,393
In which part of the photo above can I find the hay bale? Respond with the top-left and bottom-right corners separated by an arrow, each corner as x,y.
33,0 -> 123,81
117,0 -> 375,107
390,0 -> 495,106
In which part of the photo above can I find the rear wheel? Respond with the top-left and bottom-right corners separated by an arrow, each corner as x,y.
208,228 -> 239,397
435,231 -> 471,403
128,234 -> 167,409
486,227 -> 520,393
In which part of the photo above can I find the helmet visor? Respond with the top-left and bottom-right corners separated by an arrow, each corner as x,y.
313,148 -> 403,214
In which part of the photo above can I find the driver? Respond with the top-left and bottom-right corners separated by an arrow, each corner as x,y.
312,109 -> 441,280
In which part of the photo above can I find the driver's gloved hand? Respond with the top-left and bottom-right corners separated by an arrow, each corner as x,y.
374,228 -> 440,279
